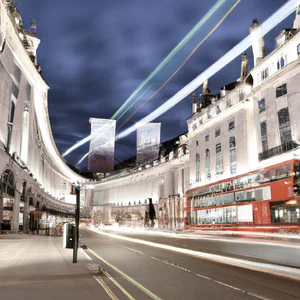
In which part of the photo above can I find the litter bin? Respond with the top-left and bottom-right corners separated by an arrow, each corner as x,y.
63,223 -> 74,249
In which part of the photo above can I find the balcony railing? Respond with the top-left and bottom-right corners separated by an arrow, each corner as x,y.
259,140 -> 299,161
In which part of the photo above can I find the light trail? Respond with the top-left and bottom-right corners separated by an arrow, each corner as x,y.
111,0 -> 229,122
117,0 -> 240,131
116,0 -> 300,140
68,0 -> 300,165
62,0 -> 240,160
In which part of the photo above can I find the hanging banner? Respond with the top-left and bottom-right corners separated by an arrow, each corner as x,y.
136,122 -> 161,165
88,118 -> 116,173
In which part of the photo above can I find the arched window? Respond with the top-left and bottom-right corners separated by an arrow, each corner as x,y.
205,149 -> 211,180
229,137 -> 236,175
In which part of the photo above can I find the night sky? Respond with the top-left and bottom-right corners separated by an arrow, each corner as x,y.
17,0 -> 294,168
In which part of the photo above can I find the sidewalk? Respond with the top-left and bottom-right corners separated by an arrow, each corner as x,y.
0,233 -> 109,300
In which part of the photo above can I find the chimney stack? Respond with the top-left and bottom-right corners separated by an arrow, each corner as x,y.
293,5 -> 300,29
192,90 -> 197,114
240,53 -> 248,81
249,18 -> 265,66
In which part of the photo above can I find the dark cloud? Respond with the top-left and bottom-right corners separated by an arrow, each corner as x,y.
17,0 -> 295,167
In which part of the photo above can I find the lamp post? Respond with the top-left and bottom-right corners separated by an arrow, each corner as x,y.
73,185 -> 80,263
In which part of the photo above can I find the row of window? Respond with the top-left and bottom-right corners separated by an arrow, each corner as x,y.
196,119 -> 235,147
191,98 -> 237,133
195,136 -> 236,182
260,56 -> 286,83
260,107 -> 292,153
258,83 -> 287,114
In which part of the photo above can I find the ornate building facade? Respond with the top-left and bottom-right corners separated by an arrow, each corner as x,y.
0,1 -> 86,233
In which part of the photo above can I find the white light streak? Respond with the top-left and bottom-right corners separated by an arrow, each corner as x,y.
117,0 -> 300,140
90,228 -> 300,281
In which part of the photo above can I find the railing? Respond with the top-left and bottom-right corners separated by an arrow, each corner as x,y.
259,141 -> 299,161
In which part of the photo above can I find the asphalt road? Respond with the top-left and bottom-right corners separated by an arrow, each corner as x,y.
90,229 -> 300,268
80,228 -> 300,300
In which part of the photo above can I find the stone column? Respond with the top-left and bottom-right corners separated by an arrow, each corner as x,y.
23,198 -> 29,233
11,192 -> 20,233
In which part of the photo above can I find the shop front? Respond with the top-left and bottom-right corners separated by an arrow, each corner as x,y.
270,200 -> 300,224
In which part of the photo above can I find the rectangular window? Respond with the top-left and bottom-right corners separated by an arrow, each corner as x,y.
260,121 -> 268,152
205,149 -> 211,180
229,137 -> 236,175
278,107 -> 292,145
7,94 -> 16,153
276,83 -> 287,98
215,127 -> 221,138
216,143 -> 223,175
228,119 -> 235,131
297,44 -> 300,57
216,105 -> 221,114
258,98 -> 266,113
205,135 -> 209,142
261,68 -> 269,81
196,153 -> 200,182
20,101 -> 30,163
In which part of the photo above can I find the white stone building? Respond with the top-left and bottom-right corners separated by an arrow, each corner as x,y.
0,1 -> 86,233
186,10 -> 300,226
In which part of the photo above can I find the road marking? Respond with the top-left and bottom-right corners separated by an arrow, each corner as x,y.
150,256 -> 191,273
195,274 -> 272,300
103,270 -> 135,300
81,248 -> 92,260
88,248 -> 161,300
94,275 -> 119,300
90,229 -> 300,281
121,245 -> 144,255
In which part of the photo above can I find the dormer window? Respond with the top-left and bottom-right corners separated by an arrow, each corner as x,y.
261,68 -> 269,81
277,56 -> 286,70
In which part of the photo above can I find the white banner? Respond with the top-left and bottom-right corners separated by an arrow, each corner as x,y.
136,123 -> 161,165
88,118 -> 116,173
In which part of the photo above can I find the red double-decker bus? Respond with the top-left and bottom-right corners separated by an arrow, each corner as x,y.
184,159 -> 300,227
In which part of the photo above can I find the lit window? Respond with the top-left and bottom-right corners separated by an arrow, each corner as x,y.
229,137 -> 236,175
205,149 -> 211,180
215,127 -> 221,138
258,98 -> 266,113
261,68 -> 269,81
205,135 -> 209,142
228,119 -> 235,131
216,143 -> 223,175
260,121 -> 268,152
276,83 -> 287,98
278,107 -> 292,145
196,153 -> 200,182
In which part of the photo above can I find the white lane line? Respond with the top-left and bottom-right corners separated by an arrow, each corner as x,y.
150,256 -> 191,273
196,274 -> 272,300
81,248 -> 92,260
121,245 -> 144,255
90,229 -> 300,281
